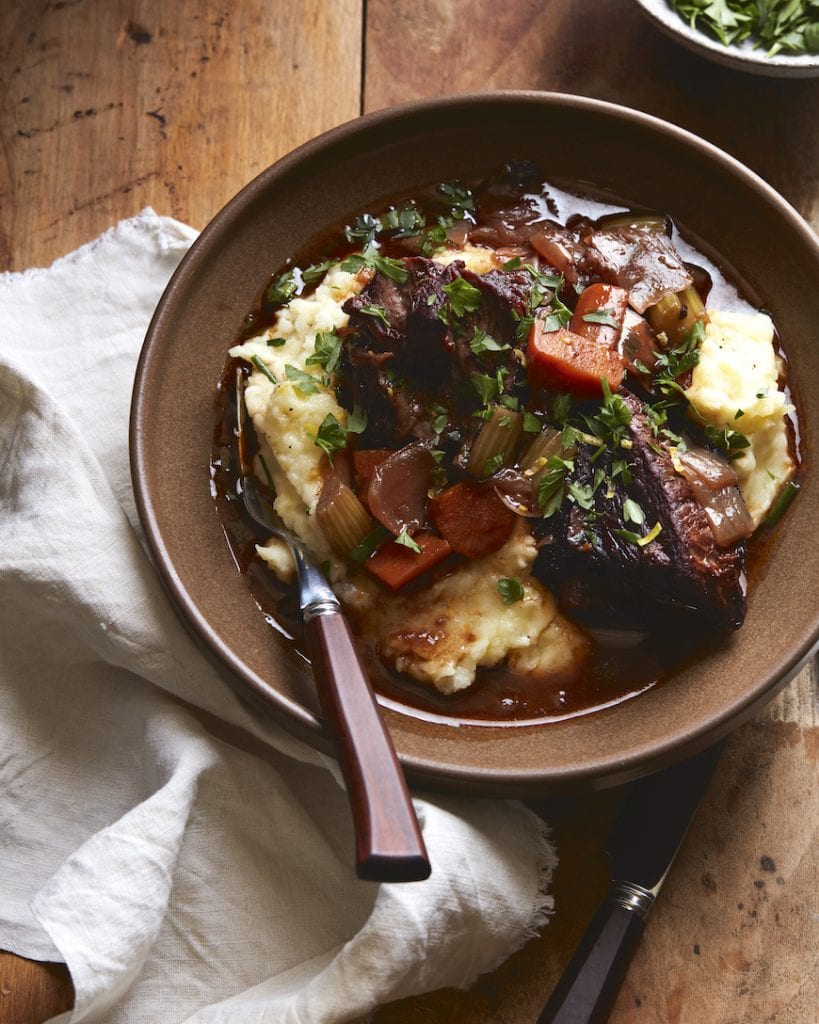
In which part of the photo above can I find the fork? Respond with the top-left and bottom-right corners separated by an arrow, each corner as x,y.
235,368 -> 430,882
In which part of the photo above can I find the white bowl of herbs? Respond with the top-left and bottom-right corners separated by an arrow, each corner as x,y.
634,0 -> 819,76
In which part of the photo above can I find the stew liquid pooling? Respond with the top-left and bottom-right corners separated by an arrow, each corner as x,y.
212,162 -> 801,726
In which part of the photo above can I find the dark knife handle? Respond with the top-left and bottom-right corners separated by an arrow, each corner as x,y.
304,609 -> 431,883
537,892 -> 648,1024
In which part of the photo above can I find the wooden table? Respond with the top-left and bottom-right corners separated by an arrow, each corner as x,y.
1,2 -> 817,1022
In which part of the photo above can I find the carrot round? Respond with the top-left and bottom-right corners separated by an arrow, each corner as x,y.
430,481 -> 515,559
365,532 -> 452,590
569,282 -> 629,349
527,320 -> 625,397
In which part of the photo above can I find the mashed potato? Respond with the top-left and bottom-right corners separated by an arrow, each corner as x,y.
685,310 -> 795,524
337,521 -> 587,694
230,266 -> 362,577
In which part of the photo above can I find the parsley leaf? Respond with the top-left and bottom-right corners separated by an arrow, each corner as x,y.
264,270 -> 298,308
309,405 -> 367,460
582,307 -> 619,327
285,364 -> 321,396
623,498 -> 645,525
251,355 -> 278,385
470,328 -> 509,355
537,456 -> 575,517
436,181 -> 475,215
340,248 -> 409,284
497,577 -> 525,605
305,331 -> 342,373
442,278 -> 483,318
395,527 -> 423,553
358,304 -> 391,329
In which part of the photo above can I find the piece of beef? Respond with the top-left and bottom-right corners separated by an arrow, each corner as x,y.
339,257 -> 537,449
579,225 -> 693,314
536,393 -> 746,628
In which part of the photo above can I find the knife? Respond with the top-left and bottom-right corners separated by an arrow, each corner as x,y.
538,740 -> 725,1024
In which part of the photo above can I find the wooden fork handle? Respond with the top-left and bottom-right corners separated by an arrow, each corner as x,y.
304,609 -> 431,883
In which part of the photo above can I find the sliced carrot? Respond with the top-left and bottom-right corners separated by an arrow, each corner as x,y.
569,282 -> 629,349
527,320 -> 625,397
365,531 -> 452,590
430,481 -> 515,559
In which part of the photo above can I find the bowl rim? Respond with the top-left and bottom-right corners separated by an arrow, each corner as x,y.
131,90 -> 819,793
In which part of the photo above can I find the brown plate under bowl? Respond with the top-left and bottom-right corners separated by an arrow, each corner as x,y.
131,92 -> 818,797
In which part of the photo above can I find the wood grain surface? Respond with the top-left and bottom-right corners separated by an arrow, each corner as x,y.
1,2 -> 817,1023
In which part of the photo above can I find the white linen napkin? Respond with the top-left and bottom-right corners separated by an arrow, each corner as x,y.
0,211 -> 556,1024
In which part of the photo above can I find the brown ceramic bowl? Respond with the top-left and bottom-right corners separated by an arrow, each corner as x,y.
131,92 -> 818,797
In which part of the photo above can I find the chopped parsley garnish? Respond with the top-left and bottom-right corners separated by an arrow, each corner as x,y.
668,0 -> 819,56
340,248 -> 409,284
309,405 -> 367,460
540,292 -> 573,332
483,453 -> 505,477
582,307 -> 619,327
567,480 -> 595,510
497,577 -> 525,605
344,213 -> 381,247
537,456 -> 574,517
704,423 -> 751,457
442,278 -> 483,319
266,336 -> 287,347
471,372 -> 502,405
250,355 -> 278,385
350,523 -> 392,563
470,328 -> 509,355
623,498 -> 645,525
305,331 -> 342,374
613,521 -> 663,547
301,259 -> 335,285
264,270 -> 298,308
358,303 -> 391,328
284,364 -> 321,396
436,181 -> 475,216
380,205 -> 426,238
582,378 -> 632,448
653,318 -> 704,395
395,526 -> 423,553
523,411 -> 542,433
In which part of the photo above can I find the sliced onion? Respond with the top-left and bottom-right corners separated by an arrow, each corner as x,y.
492,468 -> 539,517
519,427 -> 574,481
678,445 -> 737,495
701,485 -> 755,547
446,219 -> 471,247
676,445 -> 752,546
529,228 -> 578,284
619,309 -> 658,374
367,442 -> 434,534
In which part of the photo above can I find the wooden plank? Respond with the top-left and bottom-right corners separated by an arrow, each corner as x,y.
0,0 -> 363,271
